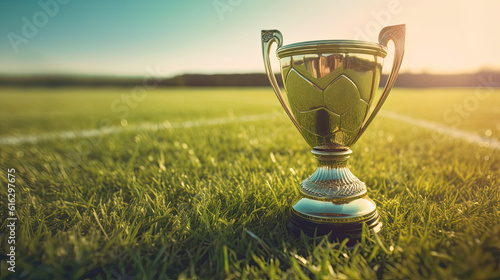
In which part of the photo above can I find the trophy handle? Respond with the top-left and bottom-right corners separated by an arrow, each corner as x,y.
261,30 -> 302,133
358,24 -> 405,136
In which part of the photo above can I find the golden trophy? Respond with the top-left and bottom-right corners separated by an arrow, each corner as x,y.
261,24 -> 405,240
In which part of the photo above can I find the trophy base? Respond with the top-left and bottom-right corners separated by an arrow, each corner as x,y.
288,196 -> 382,243
288,148 -> 382,243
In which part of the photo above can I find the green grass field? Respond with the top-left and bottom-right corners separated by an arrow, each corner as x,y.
1,87 -> 499,279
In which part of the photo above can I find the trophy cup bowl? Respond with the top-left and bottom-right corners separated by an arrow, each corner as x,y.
261,25 -> 405,241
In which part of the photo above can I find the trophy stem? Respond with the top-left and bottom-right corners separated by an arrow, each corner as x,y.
288,148 -> 382,242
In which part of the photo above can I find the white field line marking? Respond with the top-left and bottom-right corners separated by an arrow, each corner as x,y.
0,113 -> 277,146
1,111 -> 499,151
379,111 -> 500,151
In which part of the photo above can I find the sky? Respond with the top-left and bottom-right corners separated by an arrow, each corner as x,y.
0,0 -> 499,77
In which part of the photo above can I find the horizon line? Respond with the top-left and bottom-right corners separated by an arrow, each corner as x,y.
1,69 -> 500,79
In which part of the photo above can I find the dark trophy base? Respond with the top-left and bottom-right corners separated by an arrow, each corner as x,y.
287,197 -> 382,243
287,149 -> 382,243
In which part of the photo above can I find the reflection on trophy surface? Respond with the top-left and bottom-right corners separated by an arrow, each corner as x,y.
261,24 -> 405,241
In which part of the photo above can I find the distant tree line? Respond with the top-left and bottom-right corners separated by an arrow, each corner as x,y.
0,71 -> 499,88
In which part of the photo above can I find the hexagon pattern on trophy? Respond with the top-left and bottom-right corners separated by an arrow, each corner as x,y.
282,53 -> 378,148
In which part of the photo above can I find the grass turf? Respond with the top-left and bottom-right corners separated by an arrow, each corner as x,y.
0,87 -> 499,279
